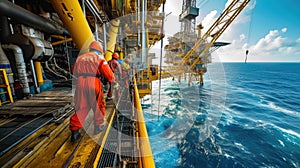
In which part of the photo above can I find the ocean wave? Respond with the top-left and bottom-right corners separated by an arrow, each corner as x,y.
266,102 -> 300,117
257,121 -> 300,139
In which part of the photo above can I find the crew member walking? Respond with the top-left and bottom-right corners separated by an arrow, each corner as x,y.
70,41 -> 115,142
121,58 -> 130,88
107,52 -> 122,100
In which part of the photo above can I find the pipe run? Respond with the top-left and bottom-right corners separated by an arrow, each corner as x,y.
51,0 -> 94,51
1,44 -> 30,94
104,19 -> 120,61
0,0 -> 64,35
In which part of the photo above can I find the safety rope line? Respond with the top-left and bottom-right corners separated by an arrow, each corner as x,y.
157,2 -> 165,121
245,1 -> 255,63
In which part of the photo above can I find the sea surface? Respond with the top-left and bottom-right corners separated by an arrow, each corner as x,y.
141,63 -> 300,168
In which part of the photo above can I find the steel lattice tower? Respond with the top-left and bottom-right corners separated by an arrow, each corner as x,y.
179,0 -> 199,41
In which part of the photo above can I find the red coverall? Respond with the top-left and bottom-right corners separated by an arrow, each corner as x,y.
108,59 -> 122,99
70,52 -> 114,131
121,62 -> 130,88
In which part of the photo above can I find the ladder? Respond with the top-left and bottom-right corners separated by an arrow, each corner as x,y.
0,69 -> 14,106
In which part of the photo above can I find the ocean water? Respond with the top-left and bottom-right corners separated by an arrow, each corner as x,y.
142,63 -> 300,168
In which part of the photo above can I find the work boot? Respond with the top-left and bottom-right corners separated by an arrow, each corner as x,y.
71,130 -> 81,143
94,125 -> 105,135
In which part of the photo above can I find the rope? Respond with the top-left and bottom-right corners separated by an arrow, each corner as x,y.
157,2 -> 165,121
245,1 -> 255,63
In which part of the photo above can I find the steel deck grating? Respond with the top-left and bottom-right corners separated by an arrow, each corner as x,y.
0,116 -> 52,157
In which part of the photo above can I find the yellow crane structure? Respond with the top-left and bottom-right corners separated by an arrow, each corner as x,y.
163,0 -> 250,85
183,0 -> 251,68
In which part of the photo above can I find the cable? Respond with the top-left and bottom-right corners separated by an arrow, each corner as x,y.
45,61 -> 68,80
157,2 -> 165,121
245,1 -> 255,63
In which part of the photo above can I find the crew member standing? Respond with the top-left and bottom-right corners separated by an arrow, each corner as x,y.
121,58 -> 131,88
70,41 -> 115,142
107,52 -> 122,101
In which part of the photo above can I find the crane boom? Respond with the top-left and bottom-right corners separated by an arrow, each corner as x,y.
182,0 -> 251,69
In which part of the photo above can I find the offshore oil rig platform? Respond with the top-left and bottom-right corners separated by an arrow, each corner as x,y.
0,0 -> 250,167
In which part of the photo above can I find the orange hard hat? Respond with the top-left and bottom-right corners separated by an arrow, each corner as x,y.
112,52 -> 119,59
89,41 -> 103,53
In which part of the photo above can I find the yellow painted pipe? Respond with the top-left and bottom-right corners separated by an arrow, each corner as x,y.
50,0 -> 94,51
120,51 -> 124,60
146,28 -> 149,48
51,38 -> 73,46
111,0 -> 116,12
34,61 -> 44,84
92,0 -> 102,10
51,35 -> 66,40
125,0 -> 131,14
133,78 -> 155,167
104,19 -> 120,61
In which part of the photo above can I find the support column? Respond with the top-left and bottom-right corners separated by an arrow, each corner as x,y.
104,19 -> 120,61
34,61 -> 44,84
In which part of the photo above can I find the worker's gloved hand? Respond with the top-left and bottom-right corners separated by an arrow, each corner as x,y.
113,82 -> 119,90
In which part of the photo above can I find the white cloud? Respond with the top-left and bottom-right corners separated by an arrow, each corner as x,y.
215,28 -> 300,62
209,0 -> 299,62
253,30 -> 285,51
281,27 -> 287,33
201,10 -> 218,33
240,34 -> 246,41
164,0 -> 182,16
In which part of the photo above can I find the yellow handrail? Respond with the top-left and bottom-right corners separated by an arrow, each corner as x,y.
134,78 -> 155,167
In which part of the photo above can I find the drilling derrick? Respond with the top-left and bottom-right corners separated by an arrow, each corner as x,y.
179,0 -> 199,42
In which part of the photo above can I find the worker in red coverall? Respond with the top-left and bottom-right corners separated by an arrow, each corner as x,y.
107,52 -> 122,101
70,41 -> 115,142
121,58 -> 131,88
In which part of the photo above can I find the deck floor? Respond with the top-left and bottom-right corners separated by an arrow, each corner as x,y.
0,89 -> 116,167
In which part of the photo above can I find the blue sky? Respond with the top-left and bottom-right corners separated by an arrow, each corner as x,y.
156,0 -> 300,62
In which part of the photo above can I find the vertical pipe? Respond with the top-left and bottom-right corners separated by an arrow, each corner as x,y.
51,0 -> 94,51
137,0 -> 140,65
120,50 -> 124,60
95,18 -> 99,41
65,36 -> 71,75
104,19 -> 120,61
141,0 -> 147,69
103,23 -> 107,51
2,44 -> 30,95
30,60 -> 40,93
82,0 -> 86,16
34,61 -> 44,84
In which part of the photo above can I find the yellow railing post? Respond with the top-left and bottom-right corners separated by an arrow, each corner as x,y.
34,61 -> 44,84
0,69 -> 14,105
